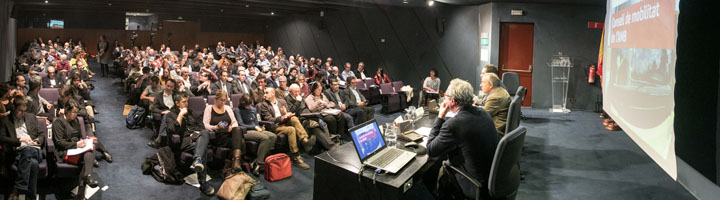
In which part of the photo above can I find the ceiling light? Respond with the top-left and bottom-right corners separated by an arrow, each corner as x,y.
270,12 -> 275,15
402,0 -> 408,4
44,0 -> 48,3
220,9 -> 224,12
245,4 -> 250,8
108,2 -> 112,6
427,0 -> 434,6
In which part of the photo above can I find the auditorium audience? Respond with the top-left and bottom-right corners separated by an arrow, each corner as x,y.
285,84 -> 338,150
427,79 -> 498,199
41,66 -> 64,88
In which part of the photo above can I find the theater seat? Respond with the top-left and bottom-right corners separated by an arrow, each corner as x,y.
10,118 -> 52,179
379,83 -> 402,114
392,81 -> 408,109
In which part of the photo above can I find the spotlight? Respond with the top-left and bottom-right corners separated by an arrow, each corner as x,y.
220,9 -> 224,12
402,0 -> 408,4
245,4 -> 250,8
270,11 -> 275,15
44,0 -> 48,3
427,0 -> 434,6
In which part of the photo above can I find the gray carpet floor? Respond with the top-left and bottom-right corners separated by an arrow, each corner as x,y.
3,63 -> 695,200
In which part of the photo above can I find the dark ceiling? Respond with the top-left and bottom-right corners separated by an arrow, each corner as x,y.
13,0 -> 605,19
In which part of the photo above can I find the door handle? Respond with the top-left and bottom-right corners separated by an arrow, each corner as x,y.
502,64 -> 533,73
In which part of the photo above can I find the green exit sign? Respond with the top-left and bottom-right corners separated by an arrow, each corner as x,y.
481,38 -> 489,46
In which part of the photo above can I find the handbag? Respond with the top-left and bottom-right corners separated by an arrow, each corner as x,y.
248,184 -> 271,200
264,153 -> 292,182
218,172 -> 255,200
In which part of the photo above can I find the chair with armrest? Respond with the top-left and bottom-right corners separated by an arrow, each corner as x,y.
187,96 -> 206,119
46,117 -> 89,199
392,81 -> 408,109
363,79 -> 381,105
443,126 -> 526,200
379,83 -> 402,114
504,95 -> 522,137
39,88 -> 60,105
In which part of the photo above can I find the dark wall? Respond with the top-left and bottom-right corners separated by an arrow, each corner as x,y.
491,3 -> 605,110
267,2 -> 605,110
674,0 -> 720,185
266,3 -> 479,90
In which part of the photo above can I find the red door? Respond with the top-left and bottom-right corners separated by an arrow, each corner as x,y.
499,23 -> 534,107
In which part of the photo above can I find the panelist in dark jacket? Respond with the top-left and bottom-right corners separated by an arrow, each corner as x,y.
427,79 -> 498,199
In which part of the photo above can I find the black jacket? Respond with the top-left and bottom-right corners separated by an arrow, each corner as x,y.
427,106 -> 498,197
52,116 -> 92,161
0,113 -> 45,153
341,87 -> 366,109
42,75 -> 65,88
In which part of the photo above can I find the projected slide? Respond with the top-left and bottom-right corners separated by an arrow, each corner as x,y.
603,0 -> 679,179
47,19 -> 64,29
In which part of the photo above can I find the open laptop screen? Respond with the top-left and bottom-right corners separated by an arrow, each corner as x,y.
350,120 -> 385,160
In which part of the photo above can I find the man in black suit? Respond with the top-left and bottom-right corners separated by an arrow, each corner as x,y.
427,78 -> 498,199
0,98 -> 45,199
42,66 -> 65,88
342,76 -> 374,123
324,79 -> 360,128
210,71 -> 234,98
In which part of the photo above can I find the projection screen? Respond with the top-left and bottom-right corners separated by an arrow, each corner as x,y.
603,0 -> 680,179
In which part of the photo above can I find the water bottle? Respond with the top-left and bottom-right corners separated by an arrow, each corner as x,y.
385,124 -> 398,148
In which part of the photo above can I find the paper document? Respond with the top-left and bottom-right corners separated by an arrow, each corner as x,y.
414,127 -> 432,136
67,139 -> 94,156
322,109 -> 342,115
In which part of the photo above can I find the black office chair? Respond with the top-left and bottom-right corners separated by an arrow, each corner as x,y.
515,86 -> 527,120
443,126 -> 526,200
504,95 -> 522,137
502,73 -> 520,97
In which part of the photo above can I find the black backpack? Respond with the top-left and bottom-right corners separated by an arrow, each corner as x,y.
125,105 -> 146,129
141,146 -> 184,184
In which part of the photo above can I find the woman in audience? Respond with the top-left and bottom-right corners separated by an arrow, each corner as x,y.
305,82 -> 346,136
202,89 -> 245,173
234,94 -> 277,176
421,68 -> 441,106
52,99 -> 112,188
70,51 -> 94,78
374,67 -> 391,85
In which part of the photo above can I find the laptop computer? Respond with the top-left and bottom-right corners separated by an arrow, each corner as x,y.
349,120 -> 417,174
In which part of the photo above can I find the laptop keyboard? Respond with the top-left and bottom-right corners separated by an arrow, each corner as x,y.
370,148 -> 404,168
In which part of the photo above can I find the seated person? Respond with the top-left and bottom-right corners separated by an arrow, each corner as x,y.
52,100 -> 113,189
192,72 -> 212,98
140,76 -> 163,108
421,68 -> 441,106
252,75 -> 268,104
69,74 -> 97,120
374,68 -> 391,85
324,79 -> 358,128
201,89 -> 245,173
285,84 -> 338,151
0,98 -> 45,199
305,83 -> 347,138
234,94 -> 277,176
275,76 -> 289,99
257,87 -> 311,170
479,73 -> 510,135
148,79 -> 176,148
42,66 -> 64,88
25,78 -> 54,122
175,79 -> 195,97
343,76 -> 375,123
296,74 -> 310,98
11,73 -> 28,96
163,93 -> 215,196
211,71 -> 235,98
426,79 -> 498,199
